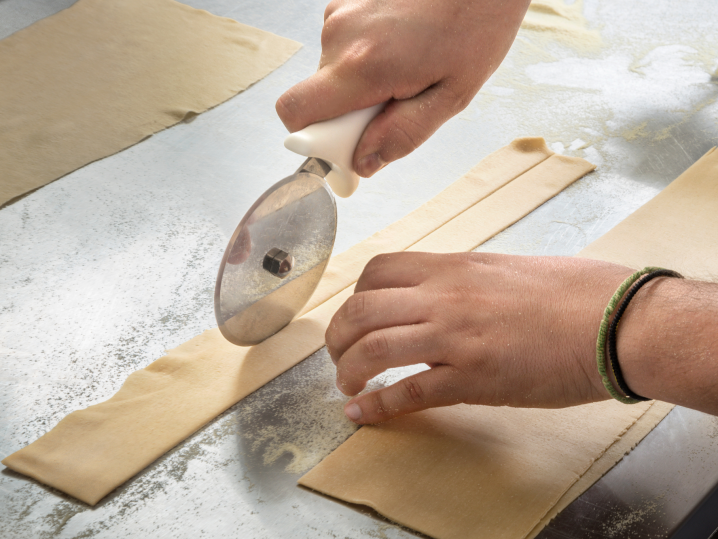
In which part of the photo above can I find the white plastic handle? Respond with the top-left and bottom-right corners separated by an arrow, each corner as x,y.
283,103 -> 385,198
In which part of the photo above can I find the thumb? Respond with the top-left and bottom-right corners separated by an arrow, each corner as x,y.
353,80 -> 471,177
343,366 -> 468,424
276,65 -> 391,134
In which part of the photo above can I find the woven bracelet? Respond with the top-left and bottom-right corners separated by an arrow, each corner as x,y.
596,267 -> 676,404
606,269 -> 684,402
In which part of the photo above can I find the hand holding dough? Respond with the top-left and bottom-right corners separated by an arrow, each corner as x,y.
328,253 -> 636,424
329,249 -> 718,423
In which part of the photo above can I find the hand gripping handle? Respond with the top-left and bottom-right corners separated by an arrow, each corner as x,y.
283,103 -> 385,198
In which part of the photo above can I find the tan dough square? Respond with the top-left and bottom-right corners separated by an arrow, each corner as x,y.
0,0 -> 301,206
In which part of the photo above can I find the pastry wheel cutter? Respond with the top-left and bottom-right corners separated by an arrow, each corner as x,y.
214,104 -> 384,346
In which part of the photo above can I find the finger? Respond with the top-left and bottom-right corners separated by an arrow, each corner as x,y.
336,323 -> 446,396
275,64 -> 391,133
354,80 -> 473,177
355,252 -> 438,293
343,366 -> 468,424
326,287 -> 428,363
323,0 -> 341,21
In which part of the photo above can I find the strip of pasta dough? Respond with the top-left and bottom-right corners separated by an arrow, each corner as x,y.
0,0 -> 301,207
2,139 -> 593,505
300,137 -> 555,314
299,147 -> 718,539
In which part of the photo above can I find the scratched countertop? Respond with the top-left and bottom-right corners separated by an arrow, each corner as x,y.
1,1 -> 717,538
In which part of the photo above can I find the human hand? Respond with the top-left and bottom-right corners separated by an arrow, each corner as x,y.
326,252 -> 637,424
276,0 -> 531,177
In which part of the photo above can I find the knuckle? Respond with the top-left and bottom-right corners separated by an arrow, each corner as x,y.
338,40 -> 388,84
339,41 -> 372,71
324,321 -> 340,357
456,91 -> 474,112
336,363 -> 359,392
389,114 -> 428,155
323,0 -> 336,22
320,25 -> 330,49
455,251 -> 480,265
363,253 -> 390,275
361,331 -> 390,362
424,324 -> 450,363
320,17 -> 339,48
400,378 -> 427,405
324,0 -> 347,23
345,292 -> 369,321
339,359 -> 368,389
358,254 -> 393,289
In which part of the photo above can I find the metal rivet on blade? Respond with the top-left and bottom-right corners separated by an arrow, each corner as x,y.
263,248 -> 294,278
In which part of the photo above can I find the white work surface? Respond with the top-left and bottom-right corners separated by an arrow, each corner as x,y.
1,1 -> 718,538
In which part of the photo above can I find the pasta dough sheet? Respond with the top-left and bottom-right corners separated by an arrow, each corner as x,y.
299,147 -> 718,539
525,400 -> 675,539
579,147 -> 718,280
2,139 -> 594,505
302,401 -> 652,539
0,0 -> 301,207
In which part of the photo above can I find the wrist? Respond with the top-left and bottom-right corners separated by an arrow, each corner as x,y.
616,277 -> 717,410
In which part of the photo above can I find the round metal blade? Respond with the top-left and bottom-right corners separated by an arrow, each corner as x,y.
215,169 -> 337,346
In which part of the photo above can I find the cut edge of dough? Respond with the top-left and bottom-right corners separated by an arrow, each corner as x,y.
524,401 -> 675,539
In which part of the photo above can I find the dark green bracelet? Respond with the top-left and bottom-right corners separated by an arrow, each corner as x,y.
606,269 -> 684,402
596,267 -> 665,404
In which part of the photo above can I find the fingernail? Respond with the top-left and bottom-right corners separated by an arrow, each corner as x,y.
356,153 -> 384,177
345,403 -> 362,422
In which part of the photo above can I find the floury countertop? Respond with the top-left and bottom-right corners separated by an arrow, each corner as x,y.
1,1 -> 717,537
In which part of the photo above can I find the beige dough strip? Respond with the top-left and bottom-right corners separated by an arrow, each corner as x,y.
2,290 -> 351,507
299,147 -> 718,539
408,154 -> 595,254
2,139 -> 594,505
0,0 -> 301,207
300,137 -> 555,315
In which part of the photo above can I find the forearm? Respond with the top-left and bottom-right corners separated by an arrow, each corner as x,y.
619,276 -> 718,415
